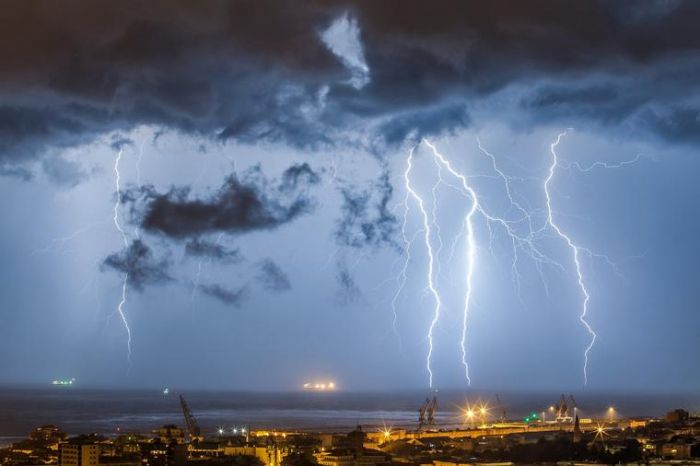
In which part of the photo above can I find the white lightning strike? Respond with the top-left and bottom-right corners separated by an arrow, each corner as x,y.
563,154 -> 643,173
112,148 -> 133,371
403,146 -> 442,388
113,149 -> 129,249
544,130 -> 595,385
422,140 -> 479,386
403,139 -> 564,387
397,132 -> 640,388
31,221 -> 108,255
116,271 -> 132,372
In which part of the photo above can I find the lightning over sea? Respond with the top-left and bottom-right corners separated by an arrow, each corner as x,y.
394,133 -> 640,390
111,146 -> 133,373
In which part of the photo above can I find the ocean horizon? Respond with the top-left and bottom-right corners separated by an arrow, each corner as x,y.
1,386 -> 698,442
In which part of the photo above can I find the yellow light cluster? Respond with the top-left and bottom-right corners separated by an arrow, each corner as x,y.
302,381 -> 336,390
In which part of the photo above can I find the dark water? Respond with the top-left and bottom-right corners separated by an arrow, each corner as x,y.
0,387 -> 698,443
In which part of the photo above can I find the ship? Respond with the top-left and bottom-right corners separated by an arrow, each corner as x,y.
302,381 -> 336,391
51,378 -> 76,386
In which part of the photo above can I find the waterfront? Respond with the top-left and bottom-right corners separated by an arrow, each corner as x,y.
1,387 -> 698,437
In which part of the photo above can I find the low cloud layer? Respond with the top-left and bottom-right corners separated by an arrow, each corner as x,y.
101,240 -> 172,291
184,238 -> 242,263
198,283 -> 247,307
257,259 -> 291,292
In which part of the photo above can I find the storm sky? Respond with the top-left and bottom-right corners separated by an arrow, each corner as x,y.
1,0 -> 699,392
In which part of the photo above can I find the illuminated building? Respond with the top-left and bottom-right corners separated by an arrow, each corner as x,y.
152,425 -> 185,444
30,425 -> 67,447
315,427 -> 390,466
224,446 -> 281,466
141,440 -> 186,466
665,409 -> 690,423
59,440 -> 99,466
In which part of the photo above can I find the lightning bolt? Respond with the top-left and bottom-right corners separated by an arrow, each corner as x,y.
563,154 -> 643,173
31,221 -> 109,255
403,146 -> 442,388
112,148 -> 132,371
395,130 -> 642,388
421,141 -> 478,386
402,139 -> 564,387
543,130 -> 594,385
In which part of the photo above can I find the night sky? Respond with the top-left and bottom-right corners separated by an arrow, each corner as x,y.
1,1 -> 699,392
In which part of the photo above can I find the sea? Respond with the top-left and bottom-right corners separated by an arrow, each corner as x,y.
0,387 -> 698,447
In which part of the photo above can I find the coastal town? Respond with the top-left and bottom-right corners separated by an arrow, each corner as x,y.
3,406 -> 700,466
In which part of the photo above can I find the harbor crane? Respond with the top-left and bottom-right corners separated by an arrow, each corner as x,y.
495,394 -> 507,422
418,396 -> 437,429
179,394 -> 201,442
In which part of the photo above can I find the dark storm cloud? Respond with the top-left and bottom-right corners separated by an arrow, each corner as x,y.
374,103 -> 471,148
640,106 -> 700,144
335,261 -> 361,305
279,163 -> 322,192
101,240 -> 172,291
184,238 -> 242,263
335,169 -> 398,250
2,0 -> 700,177
257,259 -> 291,292
198,283 -> 247,307
130,163 -> 321,239
520,84 -> 645,124
110,136 -> 135,151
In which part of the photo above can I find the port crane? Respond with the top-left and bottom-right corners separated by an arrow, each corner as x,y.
553,394 -> 578,422
569,395 -> 578,415
418,396 -> 437,429
179,394 -> 201,442
495,394 -> 507,422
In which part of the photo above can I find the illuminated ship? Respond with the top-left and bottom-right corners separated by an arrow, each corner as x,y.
302,381 -> 336,391
51,378 -> 76,386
